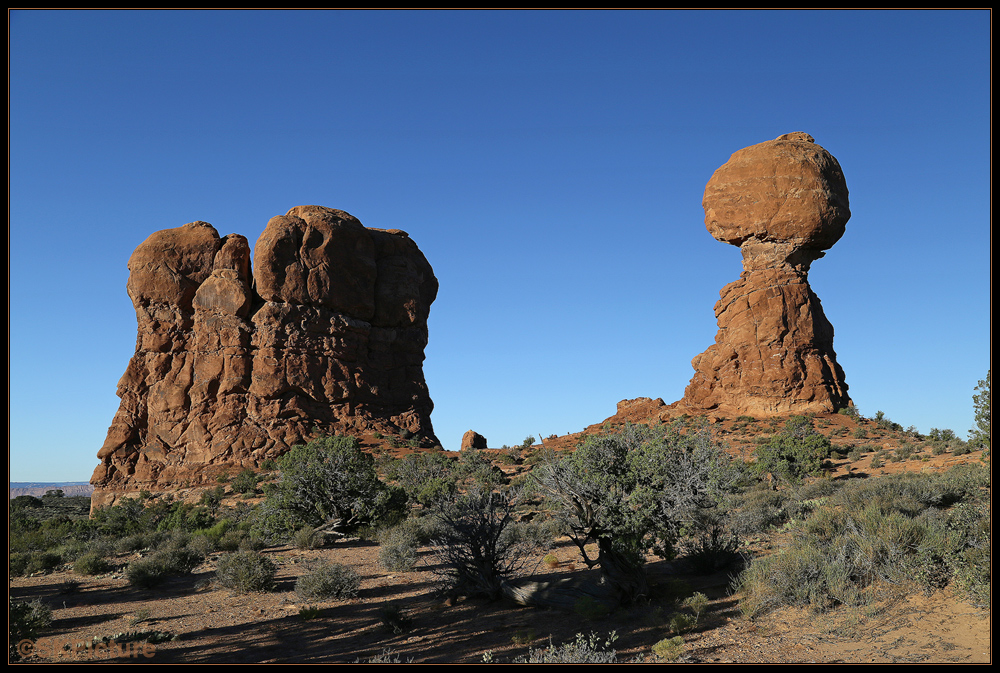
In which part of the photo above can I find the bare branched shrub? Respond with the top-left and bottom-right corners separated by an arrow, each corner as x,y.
430,489 -> 538,600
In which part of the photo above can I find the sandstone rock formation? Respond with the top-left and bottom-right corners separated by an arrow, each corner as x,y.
679,133 -> 852,417
460,430 -> 488,451
92,206 -> 438,507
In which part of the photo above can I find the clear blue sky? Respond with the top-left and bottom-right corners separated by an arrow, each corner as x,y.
9,10 -> 990,482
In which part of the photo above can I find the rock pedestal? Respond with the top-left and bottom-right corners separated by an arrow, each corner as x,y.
92,206 -> 438,507
680,133 -> 852,416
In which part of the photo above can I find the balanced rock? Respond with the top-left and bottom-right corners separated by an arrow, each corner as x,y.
679,133 -> 852,416
460,430 -> 488,451
92,206 -> 438,507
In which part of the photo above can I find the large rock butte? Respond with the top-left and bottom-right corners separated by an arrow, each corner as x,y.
92,206 -> 438,508
679,132 -> 852,416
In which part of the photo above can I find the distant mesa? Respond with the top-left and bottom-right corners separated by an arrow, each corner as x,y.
91,206 -> 439,508
676,132 -> 852,417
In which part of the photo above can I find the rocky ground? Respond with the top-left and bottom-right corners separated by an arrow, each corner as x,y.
11,412 -> 990,664
9,535 -> 990,664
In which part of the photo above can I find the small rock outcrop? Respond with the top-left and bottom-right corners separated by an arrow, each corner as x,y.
460,430 -> 488,451
92,206 -> 438,507
679,133 -> 852,416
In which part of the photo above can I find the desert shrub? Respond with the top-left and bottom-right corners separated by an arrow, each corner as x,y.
652,635 -> 685,661
114,530 -> 170,554
216,550 -> 276,593
293,525 -> 324,550
951,442 -> 971,456
126,558 -> 171,589
403,512 -> 446,544
512,631 -> 618,663
294,561 -> 360,601
894,442 -> 916,461
74,552 -> 112,576
416,477 -> 458,509
385,452 -> 456,508
148,499 -> 216,532
737,465 -> 990,616
125,536 -> 204,589
9,599 -> 53,661
378,523 -> 420,572
217,529 -> 252,552
251,435 -> 407,543
968,371 -> 990,453
503,519 -> 557,551
379,604 -> 412,634
18,550 -> 63,575
753,416 -> 832,482
359,649 -> 413,664
198,487 -> 226,513
193,519 -> 232,545
534,421 -> 742,604
669,612 -> 696,634
186,532 -> 217,558
430,489 -> 537,600
495,446 -> 522,465
725,487 -> 790,537
678,523 -> 740,574
231,468 -> 260,494
454,449 -> 508,490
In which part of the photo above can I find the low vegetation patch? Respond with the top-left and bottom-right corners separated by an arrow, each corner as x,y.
736,464 -> 990,617
294,561 -> 360,601
215,550 -> 277,593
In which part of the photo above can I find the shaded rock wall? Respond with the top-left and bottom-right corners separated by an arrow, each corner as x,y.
92,206 -> 438,507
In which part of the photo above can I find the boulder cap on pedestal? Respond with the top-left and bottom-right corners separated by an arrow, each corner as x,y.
703,132 -> 851,256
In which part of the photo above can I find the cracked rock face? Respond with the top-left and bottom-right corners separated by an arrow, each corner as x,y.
680,133 -> 852,416
91,206 -> 438,508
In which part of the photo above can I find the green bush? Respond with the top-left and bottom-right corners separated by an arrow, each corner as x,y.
9,599 -> 53,661
378,523 -> 420,572
14,550 -> 63,575
125,536 -> 205,589
534,422 -> 742,604
293,525 -> 324,550
894,442 -> 916,461
736,465 -> 990,617
216,550 -> 276,593
74,552 -> 112,576
652,636 -> 685,662
251,435 -> 407,543
725,487 -> 791,537
968,371 -> 990,452
294,561 -> 360,601
753,416 -> 832,482
512,631 -> 619,663
416,476 -> 457,508
126,558 -> 171,589
231,468 -> 260,494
